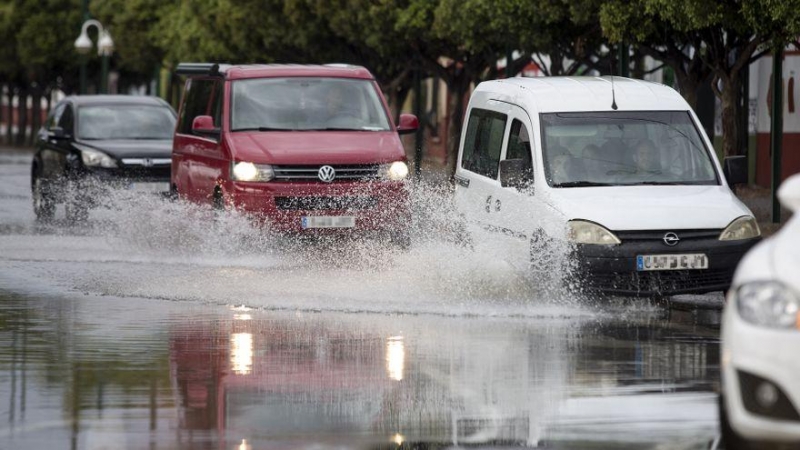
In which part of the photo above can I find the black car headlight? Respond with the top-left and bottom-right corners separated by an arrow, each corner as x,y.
80,148 -> 118,168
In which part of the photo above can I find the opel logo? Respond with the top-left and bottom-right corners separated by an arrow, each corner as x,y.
318,165 -> 336,183
663,232 -> 680,246
142,158 -> 154,168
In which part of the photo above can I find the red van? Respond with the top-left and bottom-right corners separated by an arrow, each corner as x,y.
171,63 -> 417,244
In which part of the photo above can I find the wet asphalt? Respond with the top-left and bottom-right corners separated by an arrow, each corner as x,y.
0,149 -> 724,449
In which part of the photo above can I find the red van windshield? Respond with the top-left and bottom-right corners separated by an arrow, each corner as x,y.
231,78 -> 392,132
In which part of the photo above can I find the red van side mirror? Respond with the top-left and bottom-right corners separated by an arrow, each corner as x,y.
397,114 -> 419,135
192,115 -> 219,137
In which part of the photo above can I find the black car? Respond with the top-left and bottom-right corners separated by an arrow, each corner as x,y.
31,95 -> 177,222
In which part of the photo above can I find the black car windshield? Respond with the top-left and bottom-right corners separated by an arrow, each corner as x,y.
78,105 -> 176,140
231,77 -> 392,132
541,111 -> 719,187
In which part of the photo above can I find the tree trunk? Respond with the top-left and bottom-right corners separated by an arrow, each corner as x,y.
674,70 -> 699,110
0,84 -> 5,144
445,71 -> 471,180
719,74 -> 742,157
6,88 -> 13,146
46,90 -> 52,116
387,85 -> 410,123
16,88 -> 28,148
29,89 -> 42,147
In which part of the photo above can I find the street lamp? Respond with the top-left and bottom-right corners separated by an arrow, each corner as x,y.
74,19 -> 114,94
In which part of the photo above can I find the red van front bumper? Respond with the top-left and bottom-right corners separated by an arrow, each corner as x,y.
223,179 -> 410,233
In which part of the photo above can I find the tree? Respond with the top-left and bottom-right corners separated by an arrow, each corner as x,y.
0,0 -> 82,145
601,0 -> 800,157
93,0 -> 172,91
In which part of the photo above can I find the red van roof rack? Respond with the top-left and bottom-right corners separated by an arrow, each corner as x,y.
175,63 -> 231,77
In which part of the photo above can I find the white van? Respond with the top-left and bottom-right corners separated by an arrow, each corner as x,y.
453,77 -> 761,296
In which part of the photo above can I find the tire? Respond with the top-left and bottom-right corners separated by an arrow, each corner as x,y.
167,184 -> 179,202
31,169 -> 55,223
390,230 -> 411,250
65,181 -> 89,224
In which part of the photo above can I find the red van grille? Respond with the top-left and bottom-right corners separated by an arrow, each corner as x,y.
272,164 -> 380,181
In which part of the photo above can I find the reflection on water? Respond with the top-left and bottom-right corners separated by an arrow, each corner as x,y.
0,290 -> 720,449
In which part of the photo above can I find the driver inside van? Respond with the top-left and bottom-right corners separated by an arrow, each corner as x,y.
633,139 -> 662,174
317,84 -> 360,125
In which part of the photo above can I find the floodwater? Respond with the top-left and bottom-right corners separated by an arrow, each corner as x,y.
0,150 -> 724,449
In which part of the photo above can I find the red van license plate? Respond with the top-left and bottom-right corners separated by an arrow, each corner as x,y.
301,216 -> 356,229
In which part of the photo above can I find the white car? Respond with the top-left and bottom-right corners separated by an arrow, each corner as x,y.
720,173 -> 800,449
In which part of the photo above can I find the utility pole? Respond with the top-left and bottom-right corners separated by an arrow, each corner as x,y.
413,59 -> 423,180
79,0 -> 89,94
618,43 -> 630,78
770,44 -> 784,224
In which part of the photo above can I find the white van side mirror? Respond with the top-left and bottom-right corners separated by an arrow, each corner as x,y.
499,159 -> 533,191
778,173 -> 800,213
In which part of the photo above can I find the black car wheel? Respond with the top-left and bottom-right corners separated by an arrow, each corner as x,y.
65,181 -> 90,223
31,168 -> 55,222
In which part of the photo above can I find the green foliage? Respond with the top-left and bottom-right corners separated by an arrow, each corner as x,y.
0,0 -> 82,89
93,0 -> 170,82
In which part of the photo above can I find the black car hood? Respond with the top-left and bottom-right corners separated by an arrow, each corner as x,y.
74,139 -> 173,159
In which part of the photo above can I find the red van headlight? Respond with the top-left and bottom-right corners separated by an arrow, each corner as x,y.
231,162 -> 274,182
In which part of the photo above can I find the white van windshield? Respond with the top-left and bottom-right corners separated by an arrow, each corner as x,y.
231,77 -> 391,132
541,111 -> 719,187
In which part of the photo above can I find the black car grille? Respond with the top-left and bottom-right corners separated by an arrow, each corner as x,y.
272,164 -> 380,181
115,166 -> 171,180
275,196 -> 378,211
584,268 -> 734,295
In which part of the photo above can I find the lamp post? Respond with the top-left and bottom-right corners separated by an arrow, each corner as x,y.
74,19 -> 114,94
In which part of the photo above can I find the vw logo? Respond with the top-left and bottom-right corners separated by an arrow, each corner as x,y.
663,232 -> 680,246
142,158 -> 154,168
318,165 -> 336,183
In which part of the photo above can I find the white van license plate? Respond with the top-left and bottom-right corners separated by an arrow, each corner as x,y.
301,216 -> 356,229
636,254 -> 708,271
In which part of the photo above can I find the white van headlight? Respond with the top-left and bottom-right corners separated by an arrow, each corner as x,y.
232,162 -> 274,182
567,220 -> 621,245
380,161 -> 409,181
736,281 -> 800,329
80,148 -> 117,168
719,216 -> 761,241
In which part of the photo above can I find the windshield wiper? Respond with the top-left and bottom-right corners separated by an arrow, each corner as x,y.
232,127 -> 295,132
301,127 -> 370,132
552,181 -> 617,187
618,181 -> 695,186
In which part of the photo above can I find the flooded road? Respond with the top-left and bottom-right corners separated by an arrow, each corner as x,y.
0,150 -> 723,449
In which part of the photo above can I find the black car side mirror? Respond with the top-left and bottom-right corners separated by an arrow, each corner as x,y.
499,158 -> 533,191
723,155 -> 747,186
48,127 -> 70,140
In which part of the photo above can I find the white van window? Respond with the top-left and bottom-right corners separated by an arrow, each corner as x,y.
231,78 -> 391,132
461,108 -> 507,179
541,111 -> 719,187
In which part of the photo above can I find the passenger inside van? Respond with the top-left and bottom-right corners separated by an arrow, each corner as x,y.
581,144 -> 608,181
548,145 -> 585,185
